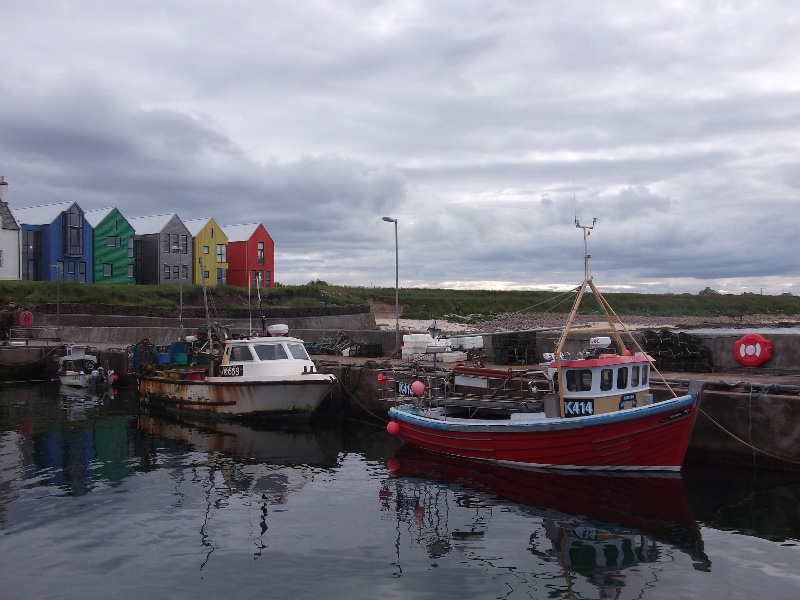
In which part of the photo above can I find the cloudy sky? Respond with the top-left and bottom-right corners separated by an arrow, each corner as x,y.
2,1 -> 798,295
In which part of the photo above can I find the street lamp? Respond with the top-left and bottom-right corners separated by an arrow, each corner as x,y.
173,243 -> 185,338
382,216 -> 399,355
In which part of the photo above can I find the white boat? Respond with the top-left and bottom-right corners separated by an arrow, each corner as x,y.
57,344 -> 115,388
136,332 -> 337,421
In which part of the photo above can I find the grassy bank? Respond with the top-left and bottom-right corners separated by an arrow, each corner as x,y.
1,280 -> 798,321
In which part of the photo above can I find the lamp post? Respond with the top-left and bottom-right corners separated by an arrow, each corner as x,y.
173,244 -> 184,338
382,216 -> 399,355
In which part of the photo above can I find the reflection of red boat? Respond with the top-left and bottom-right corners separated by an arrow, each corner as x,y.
387,223 -> 701,470
388,446 -> 708,567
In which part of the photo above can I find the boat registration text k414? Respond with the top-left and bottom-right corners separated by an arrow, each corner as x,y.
565,400 -> 594,417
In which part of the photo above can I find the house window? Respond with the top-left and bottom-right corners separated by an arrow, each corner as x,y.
21,230 -> 42,280
181,235 -> 188,253
173,265 -> 179,279
203,269 -> 210,280
217,268 -> 226,285
103,264 -> 113,277
127,238 -> 134,258
78,262 -> 86,283
164,264 -> 171,279
182,264 -> 188,280
210,228 -> 214,238
68,261 -> 76,279
0,249 -> 3,268
216,244 -> 226,262
107,236 -> 121,247
62,206 -> 83,254
114,219 -> 118,230
203,245 -> 209,254
127,264 -> 134,278
172,234 -> 179,252
163,234 -> 170,253
263,271 -> 271,287
257,242 -> 265,266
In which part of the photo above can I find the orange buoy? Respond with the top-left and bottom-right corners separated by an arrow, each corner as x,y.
733,333 -> 773,367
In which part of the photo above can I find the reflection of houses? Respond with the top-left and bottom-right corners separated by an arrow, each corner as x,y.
13,201 -> 93,282
84,207 -> 136,284
0,176 -> 20,280
128,213 -> 192,285
183,217 -> 228,286
222,223 -> 275,288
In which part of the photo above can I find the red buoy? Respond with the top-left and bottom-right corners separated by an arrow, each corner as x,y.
386,421 -> 400,435
733,333 -> 773,367
411,381 -> 425,396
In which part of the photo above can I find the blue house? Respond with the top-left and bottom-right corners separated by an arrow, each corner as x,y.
12,201 -> 93,282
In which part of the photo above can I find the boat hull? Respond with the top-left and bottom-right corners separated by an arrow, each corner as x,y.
138,374 -> 336,421
59,372 -> 89,388
388,394 -> 698,471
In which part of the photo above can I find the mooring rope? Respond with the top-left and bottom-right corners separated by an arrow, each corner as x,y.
698,406 -> 800,466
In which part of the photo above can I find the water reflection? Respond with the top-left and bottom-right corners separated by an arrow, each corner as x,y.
383,447 -> 710,597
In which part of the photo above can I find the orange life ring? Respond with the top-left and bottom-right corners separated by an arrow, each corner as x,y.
733,333 -> 773,367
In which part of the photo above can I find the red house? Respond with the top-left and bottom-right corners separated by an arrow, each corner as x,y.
221,223 -> 275,288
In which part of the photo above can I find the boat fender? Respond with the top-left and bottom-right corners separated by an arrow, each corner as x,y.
733,333 -> 773,367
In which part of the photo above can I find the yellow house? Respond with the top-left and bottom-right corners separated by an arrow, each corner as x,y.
183,217 -> 228,285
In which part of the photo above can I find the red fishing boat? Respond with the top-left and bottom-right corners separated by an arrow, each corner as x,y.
386,220 -> 702,471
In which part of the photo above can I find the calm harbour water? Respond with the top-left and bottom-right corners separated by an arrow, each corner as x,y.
1,383 -> 799,599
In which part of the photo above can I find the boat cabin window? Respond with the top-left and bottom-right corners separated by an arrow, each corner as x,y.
641,365 -> 649,385
600,368 -> 613,391
566,369 -> 593,392
230,346 -> 254,362
617,367 -> 629,390
631,365 -> 640,387
286,343 -> 311,360
253,344 -> 289,361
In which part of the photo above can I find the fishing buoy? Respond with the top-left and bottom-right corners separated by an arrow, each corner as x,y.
411,381 -> 425,396
386,421 -> 400,435
377,373 -> 389,385
19,311 -> 33,327
733,333 -> 773,367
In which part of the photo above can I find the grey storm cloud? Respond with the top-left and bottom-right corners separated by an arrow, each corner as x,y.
1,0 -> 799,294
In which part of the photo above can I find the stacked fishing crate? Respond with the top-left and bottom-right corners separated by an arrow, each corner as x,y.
491,332 -> 537,365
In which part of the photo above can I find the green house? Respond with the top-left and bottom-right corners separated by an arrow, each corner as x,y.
84,207 -> 135,284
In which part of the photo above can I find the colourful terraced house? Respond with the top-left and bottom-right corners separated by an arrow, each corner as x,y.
84,207 -> 136,284
128,213 -> 192,285
13,201 -> 93,282
221,222 -> 275,288
183,217 -> 228,286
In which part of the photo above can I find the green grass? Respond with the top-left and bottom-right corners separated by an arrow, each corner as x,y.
1,280 -> 798,318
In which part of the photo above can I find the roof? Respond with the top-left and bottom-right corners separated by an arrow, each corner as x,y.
0,201 -> 19,230
182,217 -> 213,236
221,223 -> 261,242
83,207 -> 115,227
127,213 -> 178,235
12,201 -> 78,226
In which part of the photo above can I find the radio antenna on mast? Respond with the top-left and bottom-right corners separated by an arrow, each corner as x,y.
575,217 -> 597,281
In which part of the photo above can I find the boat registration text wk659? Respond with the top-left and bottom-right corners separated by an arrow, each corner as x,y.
565,400 -> 594,417
220,365 -> 243,377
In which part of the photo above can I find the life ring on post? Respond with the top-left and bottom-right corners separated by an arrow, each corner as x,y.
733,333 -> 773,367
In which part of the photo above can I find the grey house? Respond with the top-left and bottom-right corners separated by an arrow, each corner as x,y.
128,213 -> 193,285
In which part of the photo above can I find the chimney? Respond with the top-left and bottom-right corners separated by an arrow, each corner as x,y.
0,176 -> 7,204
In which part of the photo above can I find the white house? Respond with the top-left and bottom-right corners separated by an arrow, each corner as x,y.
0,176 -> 20,280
